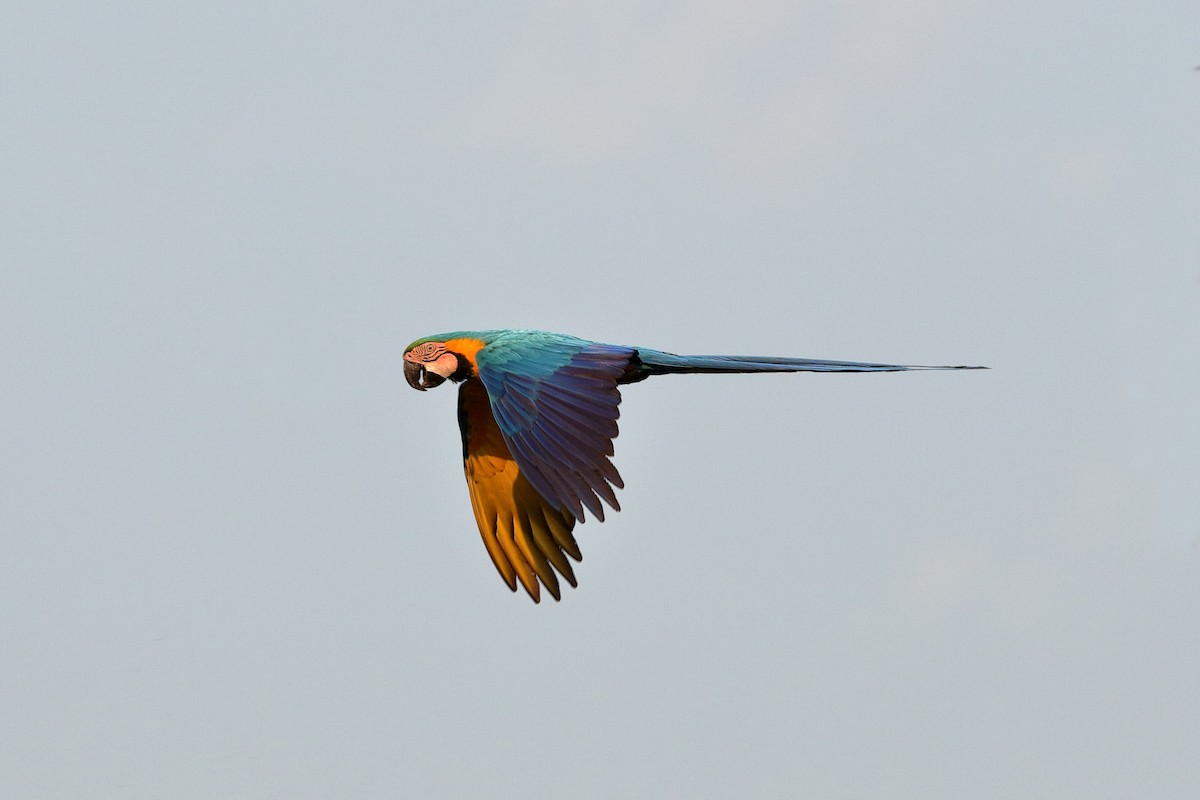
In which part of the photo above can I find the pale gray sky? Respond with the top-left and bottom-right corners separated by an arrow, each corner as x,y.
2,2 -> 1198,798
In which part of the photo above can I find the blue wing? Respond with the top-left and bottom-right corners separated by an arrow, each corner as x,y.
475,331 -> 633,522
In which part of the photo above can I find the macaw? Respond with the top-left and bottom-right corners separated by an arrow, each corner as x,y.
403,329 -> 983,602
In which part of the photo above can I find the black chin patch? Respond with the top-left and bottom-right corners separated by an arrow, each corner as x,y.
451,353 -> 472,381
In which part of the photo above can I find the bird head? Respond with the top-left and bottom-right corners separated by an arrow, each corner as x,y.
403,339 -> 466,391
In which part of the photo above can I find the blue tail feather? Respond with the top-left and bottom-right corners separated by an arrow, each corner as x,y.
632,348 -> 986,376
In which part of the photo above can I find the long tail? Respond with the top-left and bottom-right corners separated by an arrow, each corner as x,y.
631,348 -> 987,377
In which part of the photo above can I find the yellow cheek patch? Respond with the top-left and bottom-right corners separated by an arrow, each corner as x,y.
444,337 -> 487,375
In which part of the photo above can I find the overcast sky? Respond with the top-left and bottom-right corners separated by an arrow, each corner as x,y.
3,2 -> 1198,798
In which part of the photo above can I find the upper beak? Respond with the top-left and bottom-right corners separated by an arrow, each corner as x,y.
404,361 -> 445,391
404,361 -> 426,390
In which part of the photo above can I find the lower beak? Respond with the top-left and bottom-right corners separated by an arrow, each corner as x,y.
404,361 -> 446,391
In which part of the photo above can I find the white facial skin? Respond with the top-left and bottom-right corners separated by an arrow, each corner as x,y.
404,342 -> 459,390
424,351 -> 459,380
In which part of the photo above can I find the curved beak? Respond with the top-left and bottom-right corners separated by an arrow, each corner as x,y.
404,361 -> 445,391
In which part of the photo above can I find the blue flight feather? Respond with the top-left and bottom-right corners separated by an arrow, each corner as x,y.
476,332 -> 633,522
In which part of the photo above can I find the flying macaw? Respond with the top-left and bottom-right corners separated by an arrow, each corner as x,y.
403,329 -> 983,602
